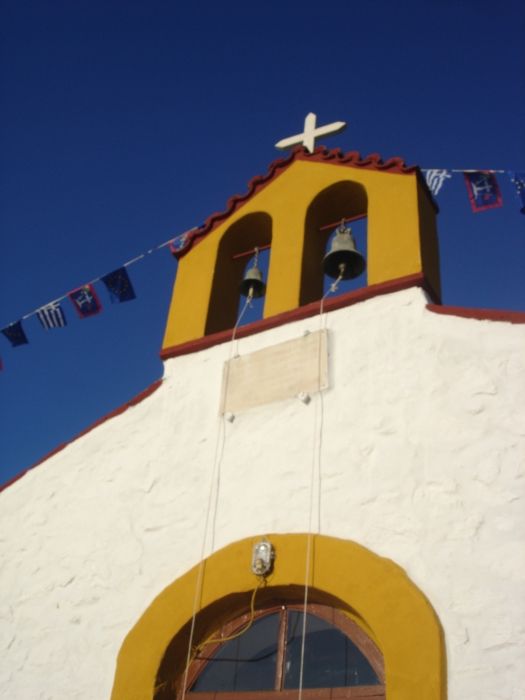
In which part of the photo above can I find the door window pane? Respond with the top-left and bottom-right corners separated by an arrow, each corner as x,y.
283,612 -> 380,688
191,613 -> 280,692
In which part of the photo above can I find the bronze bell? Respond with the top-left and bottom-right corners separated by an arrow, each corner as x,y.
239,248 -> 266,298
323,223 -> 366,280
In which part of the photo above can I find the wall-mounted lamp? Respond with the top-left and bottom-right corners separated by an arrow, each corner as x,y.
251,538 -> 275,576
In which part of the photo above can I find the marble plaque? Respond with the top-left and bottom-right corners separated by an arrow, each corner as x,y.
220,330 -> 328,415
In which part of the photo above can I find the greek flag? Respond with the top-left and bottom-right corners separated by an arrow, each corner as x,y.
37,302 -> 67,330
424,169 -> 452,196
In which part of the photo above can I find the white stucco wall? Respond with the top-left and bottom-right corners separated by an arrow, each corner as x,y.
1,287 -> 524,700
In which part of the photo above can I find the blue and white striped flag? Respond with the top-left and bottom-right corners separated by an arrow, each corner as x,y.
37,302 -> 67,330
424,169 -> 452,196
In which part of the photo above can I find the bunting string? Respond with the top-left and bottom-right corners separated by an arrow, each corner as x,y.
421,168 -> 523,208
449,169 -> 506,173
17,227 -> 197,323
1,164 -> 524,364
1,226 -> 198,327
0,226 -> 198,358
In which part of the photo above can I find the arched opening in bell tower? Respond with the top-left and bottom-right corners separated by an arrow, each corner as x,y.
300,181 -> 368,306
205,213 -> 272,336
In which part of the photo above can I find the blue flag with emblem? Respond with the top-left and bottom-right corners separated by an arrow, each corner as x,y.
101,267 -> 136,303
1,321 -> 29,347
68,284 -> 102,318
464,172 -> 502,213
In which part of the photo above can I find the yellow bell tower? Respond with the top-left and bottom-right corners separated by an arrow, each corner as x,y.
162,147 -> 440,355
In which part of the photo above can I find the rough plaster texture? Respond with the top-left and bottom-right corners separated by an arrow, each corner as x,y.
1,287 -> 524,700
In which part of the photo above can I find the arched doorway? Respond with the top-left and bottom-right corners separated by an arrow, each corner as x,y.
111,534 -> 445,700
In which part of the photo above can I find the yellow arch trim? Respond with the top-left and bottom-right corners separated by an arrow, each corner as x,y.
111,534 -> 445,700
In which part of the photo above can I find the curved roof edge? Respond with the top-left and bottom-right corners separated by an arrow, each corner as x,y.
173,145 -> 430,260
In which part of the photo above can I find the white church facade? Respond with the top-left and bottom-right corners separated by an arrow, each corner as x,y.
1,144 -> 524,700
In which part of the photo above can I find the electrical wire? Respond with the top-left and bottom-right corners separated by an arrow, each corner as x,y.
195,578 -> 264,654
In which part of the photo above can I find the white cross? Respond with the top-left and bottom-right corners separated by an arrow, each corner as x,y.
275,112 -> 347,154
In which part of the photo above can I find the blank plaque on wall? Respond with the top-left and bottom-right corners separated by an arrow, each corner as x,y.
220,330 -> 328,415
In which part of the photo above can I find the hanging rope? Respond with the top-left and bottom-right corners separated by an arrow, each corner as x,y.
297,268 -> 344,700
232,287 -> 254,352
179,290 -> 254,700
179,418 -> 225,700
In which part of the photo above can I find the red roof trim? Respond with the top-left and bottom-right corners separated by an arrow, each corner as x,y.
161,284 -> 525,364
173,145 -> 420,260
427,304 -> 525,324
0,379 -> 163,493
160,273 -> 434,360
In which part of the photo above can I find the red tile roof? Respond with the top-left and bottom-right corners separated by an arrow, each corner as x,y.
172,145 -> 421,259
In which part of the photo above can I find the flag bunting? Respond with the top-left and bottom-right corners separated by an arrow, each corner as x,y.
0,227 -> 195,342
421,168 -> 525,213
0,166 -> 523,362
425,169 -> 452,196
463,172 -> 503,213
68,284 -> 102,318
101,267 -> 136,303
509,172 -> 525,215
1,321 -> 29,347
37,301 -> 67,330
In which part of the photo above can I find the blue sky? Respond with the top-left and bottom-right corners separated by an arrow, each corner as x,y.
1,0 -> 524,485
